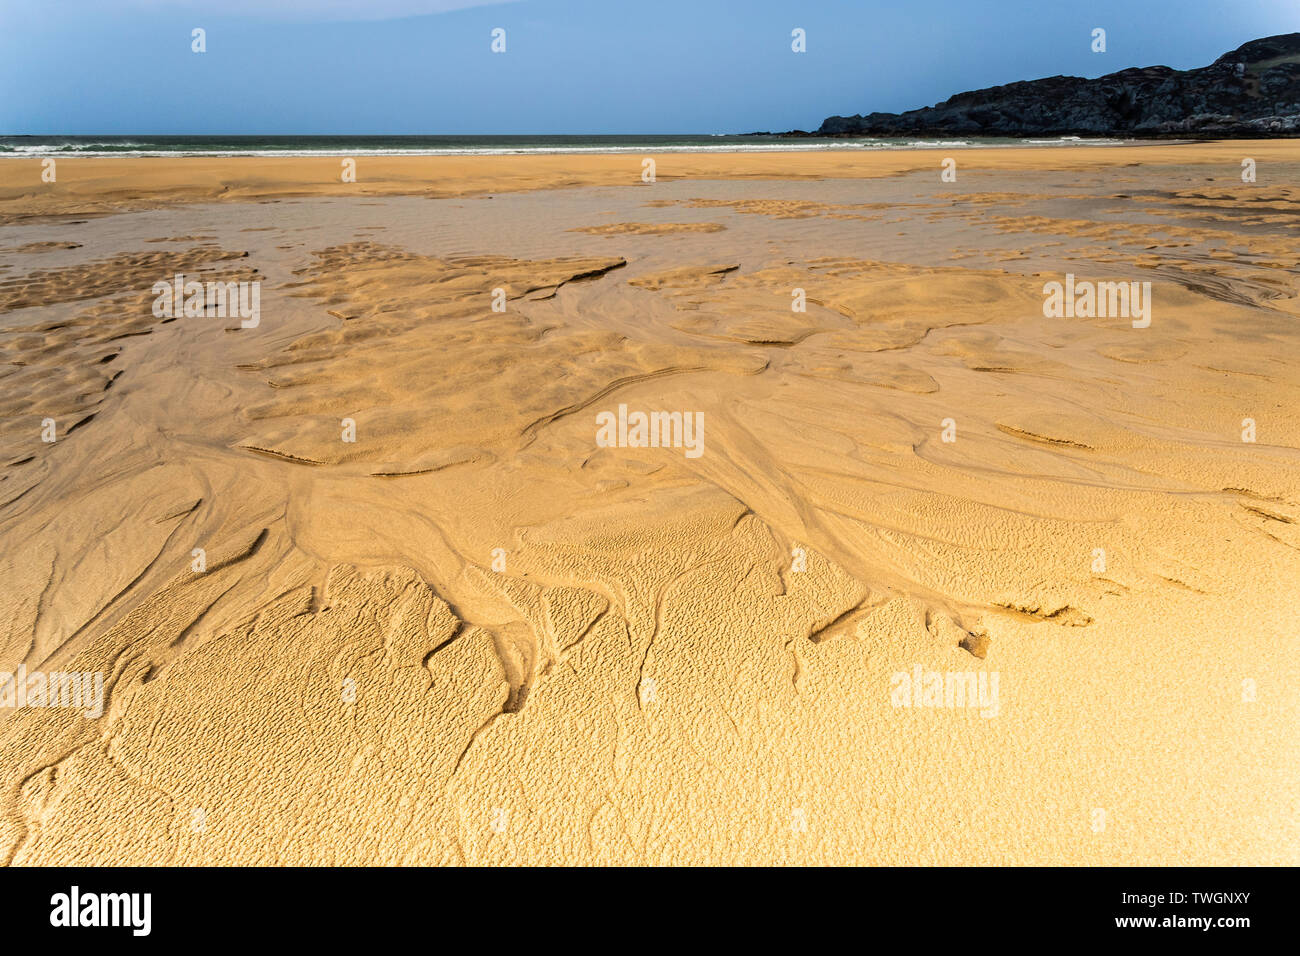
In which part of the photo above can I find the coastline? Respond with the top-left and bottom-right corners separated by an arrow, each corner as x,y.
0,134 -> 1161,158
2,140 -> 1296,225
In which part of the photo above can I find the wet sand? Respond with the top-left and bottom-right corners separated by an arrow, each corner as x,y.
0,143 -> 1297,864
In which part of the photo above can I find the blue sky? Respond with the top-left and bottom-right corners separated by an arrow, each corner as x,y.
1,0 -> 1295,134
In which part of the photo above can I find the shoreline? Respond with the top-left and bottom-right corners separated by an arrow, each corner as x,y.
0,138 -> 1150,158
1,140 -> 1294,225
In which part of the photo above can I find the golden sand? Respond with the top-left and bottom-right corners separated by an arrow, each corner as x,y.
0,143 -> 1297,864
3,141 -> 1300,225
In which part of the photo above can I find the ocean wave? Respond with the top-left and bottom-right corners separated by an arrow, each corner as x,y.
0,142 -> 149,153
0,138 -> 1128,158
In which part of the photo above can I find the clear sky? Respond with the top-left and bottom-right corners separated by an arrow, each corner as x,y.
1,0 -> 1295,135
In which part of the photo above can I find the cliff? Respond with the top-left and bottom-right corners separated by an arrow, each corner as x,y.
816,34 -> 1300,137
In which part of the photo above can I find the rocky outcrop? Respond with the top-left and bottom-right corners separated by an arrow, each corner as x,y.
815,33 -> 1300,137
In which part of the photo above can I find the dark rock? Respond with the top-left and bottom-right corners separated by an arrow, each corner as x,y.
813,33 -> 1300,138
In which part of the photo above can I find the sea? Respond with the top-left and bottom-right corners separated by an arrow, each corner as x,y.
0,134 -> 1120,157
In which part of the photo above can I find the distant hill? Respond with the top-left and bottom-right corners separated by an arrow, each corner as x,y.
812,33 -> 1300,138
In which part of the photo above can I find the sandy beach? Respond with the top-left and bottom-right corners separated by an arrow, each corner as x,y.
1,142 -> 1297,865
